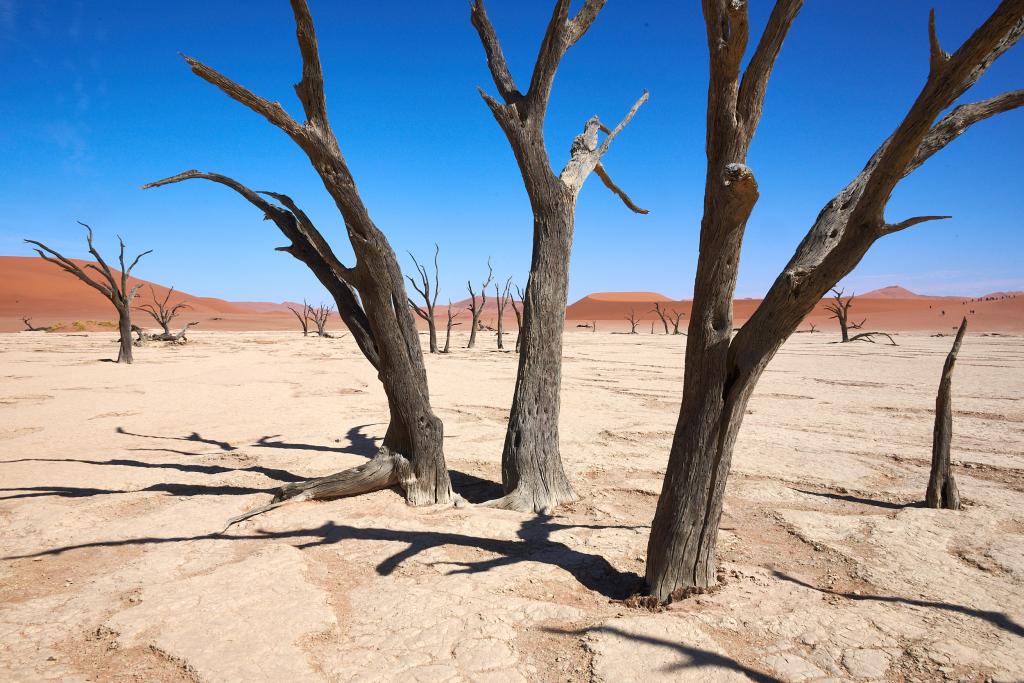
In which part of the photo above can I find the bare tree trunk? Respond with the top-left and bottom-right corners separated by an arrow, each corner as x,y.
825,288 -> 854,342
511,283 -> 523,352
653,302 -> 670,334
466,259 -> 493,349
495,276 -> 511,350
26,222 -> 150,365
472,0 -> 649,511
145,0 -> 452,522
927,317 -> 966,509
406,245 -> 440,353
646,0 -> 1023,602
288,301 -> 312,336
625,309 -> 640,334
442,300 -> 461,354
138,286 -> 190,336
117,306 -> 134,364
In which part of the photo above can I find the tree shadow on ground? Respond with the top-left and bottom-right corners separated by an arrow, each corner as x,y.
773,571 -> 1024,638
0,457 -> 304,483
255,423 -> 381,457
0,482 -> 271,501
117,424 -> 503,503
116,427 -> 236,452
4,517 -> 644,600
5,425 -> 502,506
793,488 -> 922,510
545,625 -> 782,682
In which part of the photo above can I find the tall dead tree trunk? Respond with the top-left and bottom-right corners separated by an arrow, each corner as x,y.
288,300 -> 313,336
471,0 -> 649,511
927,317 -> 967,509
310,302 -> 334,337
495,276 -> 512,349
26,223 -> 151,364
625,309 -> 640,334
466,259 -> 493,349
511,283 -> 524,352
653,302 -> 670,334
646,0 -> 1023,602
669,309 -> 685,335
138,286 -> 190,335
406,244 -> 440,353
144,0 -> 452,523
442,300 -> 462,354
824,288 -> 854,342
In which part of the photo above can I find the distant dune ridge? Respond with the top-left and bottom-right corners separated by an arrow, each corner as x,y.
2,255 -> 1021,333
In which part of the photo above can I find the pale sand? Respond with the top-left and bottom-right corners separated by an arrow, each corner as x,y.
1,330 -> 1022,681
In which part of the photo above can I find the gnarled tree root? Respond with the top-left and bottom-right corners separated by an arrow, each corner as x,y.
221,450 -> 413,533
480,486 -> 579,515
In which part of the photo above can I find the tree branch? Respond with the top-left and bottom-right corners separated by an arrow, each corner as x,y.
469,0 -> 522,103
928,8 -> 951,75
289,0 -> 328,128
526,0 -> 573,118
736,0 -> 803,142
566,0 -> 607,46
594,163 -> 648,214
180,53 -> 305,142
906,89 -> 1024,176
880,214 -> 951,236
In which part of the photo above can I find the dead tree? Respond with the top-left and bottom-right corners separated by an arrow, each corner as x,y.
21,317 -> 47,332
442,300 -> 462,354
825,288 -> 855,342
646,0 -> 1024,602
510,283 -> 524,352
669,309 -> 685,335
144,0 -> 452,520
309,303 -> 334,337
287,300 -> 313,336
652,302 -> 670,334
808,322 -> 817,333
927,317 -> 967,509
847,330 -> 898,345
138,286 -> 191,335
495,276 -> 512,349
625,309 -> 640,334
406,244 -> 440,353
466,258 -> 493,349
150,321 -> 199,342
25,223 -> 150,364
472,0 -> 649,511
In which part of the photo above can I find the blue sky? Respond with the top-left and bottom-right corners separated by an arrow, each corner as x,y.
1,1 -> 1021,303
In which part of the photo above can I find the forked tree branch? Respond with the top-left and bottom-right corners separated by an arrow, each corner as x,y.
289,0 -> 329,128
181,54 -> 305,142
736,0 -> 804,141
906,89 -> 1024,176
469,0 -> 522,103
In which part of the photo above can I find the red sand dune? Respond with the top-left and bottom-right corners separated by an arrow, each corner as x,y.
567,288 -> 1024,334
0,256 -> 296,332
3,255 -> 1021,334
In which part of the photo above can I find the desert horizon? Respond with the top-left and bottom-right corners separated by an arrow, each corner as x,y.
3,255 -> 1022,335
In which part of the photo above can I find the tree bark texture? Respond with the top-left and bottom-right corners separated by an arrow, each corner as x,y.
926,317 -> 967,509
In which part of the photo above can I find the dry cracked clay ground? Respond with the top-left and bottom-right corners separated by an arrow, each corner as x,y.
1,330 -> 1022,682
